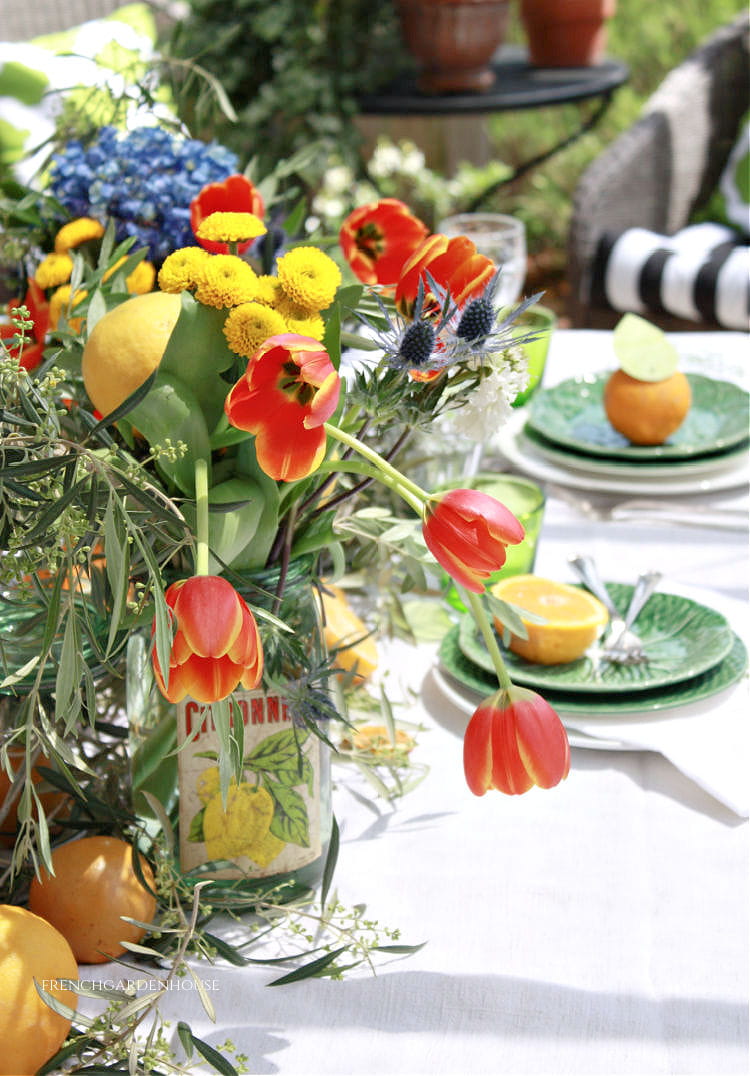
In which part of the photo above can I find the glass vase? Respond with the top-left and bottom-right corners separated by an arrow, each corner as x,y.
127,557 -> 334,898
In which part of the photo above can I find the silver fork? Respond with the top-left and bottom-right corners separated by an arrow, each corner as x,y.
568,553 -> 630,648
601,570 -> 662,665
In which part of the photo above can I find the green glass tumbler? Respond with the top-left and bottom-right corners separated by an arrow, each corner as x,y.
512,303 -> 557,408
443,472 -> 546,610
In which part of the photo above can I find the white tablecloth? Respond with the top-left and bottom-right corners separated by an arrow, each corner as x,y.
81,331 -> 749,1075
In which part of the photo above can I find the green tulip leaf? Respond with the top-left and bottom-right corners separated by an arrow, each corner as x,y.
181,475 -> 272,572
125,372 -> 211,495
234,439 -> 281,568
158,292 -> 236,428
613,313 -> 679,381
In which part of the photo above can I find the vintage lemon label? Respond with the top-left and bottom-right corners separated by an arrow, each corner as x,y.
176,691 -> 322,879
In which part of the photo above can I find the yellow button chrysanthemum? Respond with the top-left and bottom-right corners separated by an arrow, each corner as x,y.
283,310 -> 326,341
34,252 -> 74,290
49,284 -> 87,331
157,247 -> 212,293
194,254 -> 259,309
253,274 -> 285,306
223,301 -> 288,358
196,212 -> 267,243
276,246 -> 342,312
54,217 -> 105,254
126,261 -> 156,295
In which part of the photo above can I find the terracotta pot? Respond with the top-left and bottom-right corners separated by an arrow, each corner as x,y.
521,0 -> 617,67
396,0 -> 511,94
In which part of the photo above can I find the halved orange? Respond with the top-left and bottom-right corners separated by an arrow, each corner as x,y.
319,585 -> 378,683
491,575 -> 608,665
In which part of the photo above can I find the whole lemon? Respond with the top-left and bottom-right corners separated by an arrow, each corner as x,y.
603,369 -> 692,446
81,290 -> 181,416
29,835 -> 157,964
0,903 -> 79,1076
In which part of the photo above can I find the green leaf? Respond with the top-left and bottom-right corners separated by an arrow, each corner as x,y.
268,946 -> 349,986
125,371 -> 212,496
202,931 -> 250,966
103,496 -> 130,655
189,1032 -> 239,1076
320,814 -> 339,910
373,941 -> 428,954
290,513 -> 338,559
177,1021 -> 194,1059
159,291 -> 236,420
55,614 -> 80,718
265,779 -> 310,848
613,313 -> 679,381
188,806 -> 206,842
183,475 -> 270,573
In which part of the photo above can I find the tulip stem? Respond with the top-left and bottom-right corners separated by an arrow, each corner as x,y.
194,456 -> 210,577
464,588 -> 513,694
324,422 -> 426,515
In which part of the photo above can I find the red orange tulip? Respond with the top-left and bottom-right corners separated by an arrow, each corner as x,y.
422,488 -> 524,593
463,687 -> 570,796
191,174 -> 266,255
224,333 -> 340,482
395,234 -> 495,318
339,198 -> 428,287
152,575 -> 263,703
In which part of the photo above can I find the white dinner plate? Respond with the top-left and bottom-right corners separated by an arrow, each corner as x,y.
493,409 -> 750,495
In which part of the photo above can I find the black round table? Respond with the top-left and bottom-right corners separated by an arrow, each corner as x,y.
357,46 -> 629,207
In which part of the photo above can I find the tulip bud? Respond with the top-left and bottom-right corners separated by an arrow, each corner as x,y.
463,685 -> 570,796
152,575 -> 263,703
422,488 -> 525,593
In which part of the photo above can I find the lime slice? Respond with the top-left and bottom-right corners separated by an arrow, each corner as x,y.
613,313 -> 679,382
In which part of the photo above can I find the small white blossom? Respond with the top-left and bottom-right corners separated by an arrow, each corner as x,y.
450,348 -> 529,443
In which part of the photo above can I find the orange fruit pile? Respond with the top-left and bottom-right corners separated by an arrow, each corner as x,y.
0,904 -> 78,1076
29,835 -> 157,964
491,575 -> 608,665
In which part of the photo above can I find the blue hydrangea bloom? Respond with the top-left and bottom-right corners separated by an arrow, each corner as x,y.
49,127 -> 239,264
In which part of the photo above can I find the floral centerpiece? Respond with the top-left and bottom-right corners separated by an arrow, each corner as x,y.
1,130 -> 570,1069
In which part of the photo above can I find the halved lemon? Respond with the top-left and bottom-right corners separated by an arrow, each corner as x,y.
491,575 -> 608,665
320,584 -> 378,683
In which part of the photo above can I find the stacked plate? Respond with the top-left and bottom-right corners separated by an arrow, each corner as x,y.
435,582 -> 748,750
494,372 -> 750,496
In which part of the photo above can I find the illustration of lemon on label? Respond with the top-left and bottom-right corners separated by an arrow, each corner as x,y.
189,727 -> 313,869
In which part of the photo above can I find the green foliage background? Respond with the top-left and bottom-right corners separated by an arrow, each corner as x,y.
164,1 -> 743,250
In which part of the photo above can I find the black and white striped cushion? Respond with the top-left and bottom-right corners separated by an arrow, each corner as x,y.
591,223 -> 749,331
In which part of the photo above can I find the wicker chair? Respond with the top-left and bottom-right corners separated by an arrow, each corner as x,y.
567,12 -> 750,330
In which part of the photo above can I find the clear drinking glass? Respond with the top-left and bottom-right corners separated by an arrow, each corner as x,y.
437,212 -> 527,306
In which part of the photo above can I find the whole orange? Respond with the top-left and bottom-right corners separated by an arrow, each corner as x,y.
0,903 -> 79,1076
0,748 -> 70,847
29,836 -> 157,964
603,369 -> 692,445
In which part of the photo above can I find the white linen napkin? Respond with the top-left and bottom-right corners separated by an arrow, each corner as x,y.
561,679 -> 749,817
